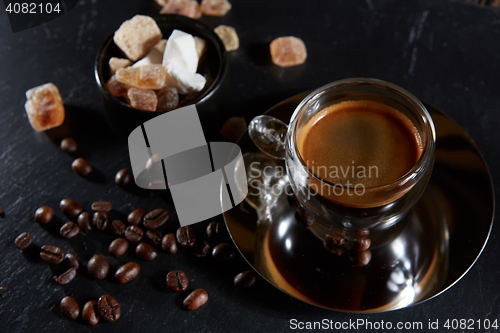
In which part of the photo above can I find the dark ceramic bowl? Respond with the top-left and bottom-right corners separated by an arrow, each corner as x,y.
95,14 -> 228,133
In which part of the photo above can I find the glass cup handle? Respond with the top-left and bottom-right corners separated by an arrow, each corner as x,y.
248,115 -> 289,160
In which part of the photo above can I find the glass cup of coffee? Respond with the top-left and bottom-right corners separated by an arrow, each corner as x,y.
280,78 -> 436,248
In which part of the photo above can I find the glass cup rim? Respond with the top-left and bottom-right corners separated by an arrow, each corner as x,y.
288,77 -> 437,191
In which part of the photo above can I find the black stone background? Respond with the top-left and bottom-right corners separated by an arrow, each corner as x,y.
0,0 -> 499,332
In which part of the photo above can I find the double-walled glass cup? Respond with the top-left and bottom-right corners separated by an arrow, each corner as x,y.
285,78 -> 436,247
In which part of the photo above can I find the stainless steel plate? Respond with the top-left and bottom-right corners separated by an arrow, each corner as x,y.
223,92 -> 494,312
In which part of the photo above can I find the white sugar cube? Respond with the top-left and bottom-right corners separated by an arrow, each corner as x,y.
163,29 -> 199,74
132,47 -> 164,68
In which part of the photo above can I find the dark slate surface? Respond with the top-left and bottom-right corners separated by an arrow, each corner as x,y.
0,0 -> 499,332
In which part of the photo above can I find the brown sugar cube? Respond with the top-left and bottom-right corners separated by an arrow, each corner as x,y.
116,64 -> 167,90
113,15 -> 163,61
109,57 -> 133,76
214,25 -> 239,51
106,74 -> 130,97
156,86 -> 179,112
270,36 -> 307,67
128,88 -> 158,111
160,0 -> 202,19
194,36 -> 207,60
200,0 -> 232,16
24,83 -> 65,132
154,39 -> 167,54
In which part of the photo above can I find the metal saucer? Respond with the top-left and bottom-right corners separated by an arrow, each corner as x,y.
223,92 -> 494,312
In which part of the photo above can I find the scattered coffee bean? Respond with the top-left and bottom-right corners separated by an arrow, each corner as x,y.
194,241 -> 210,258
115,262 -> 140,283
91,201 -> 112,213
77,212 -> 92,232
60,296 -> 80,320
183,288 -> 208,311
146,230 -> 162,245
87,254 -> 109,280
212,243 -> 235,262
125,225 -> 143,243
135,242 -> 157,261
296,206 -> 314,226
40,245 -> 64,264
34,206 -> 54,224
15,232 -> 32,250
92,212 -> 108,231
110,219 -> 126,235
60,137 -> 77,153
97,295 -> 121,322
325,232 -> 346,246
234,270 -> 256,288
127,208 -> 146,225
60,199 -> 83,217
82,300 -> 99,326
349,250 -> 372,266
161,233 -> 177,254
72,158 -> 92,176
108,238 -> 129,257
355,229 -> 370,237
323,241 -> 345,255
166,270 -> 188,292
54,267 -> 77,285
60,222 -> 80,239
115,168 -> 132,187
0,206 -> 4,217
206,221 -> 219,238
64,253 -> 79,269
143,208 -> 169,229
176,226 -> 196,248
350,238 -> 371,251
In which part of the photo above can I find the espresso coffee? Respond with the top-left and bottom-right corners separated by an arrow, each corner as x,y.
297,100 -> 423,188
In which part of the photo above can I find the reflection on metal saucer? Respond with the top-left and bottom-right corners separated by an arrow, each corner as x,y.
223,92 -> 494,312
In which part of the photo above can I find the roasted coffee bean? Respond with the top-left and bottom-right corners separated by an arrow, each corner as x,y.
60,137 -> 77,153
91,201 -> 112,213
54,267 -> 77,285
87,254 -> 109,280
64,253 -> 79,269
296,206 -> 314,226
143,208 -> 169,229
212,243 -> 235,262
125,225 -> 143,243
234,270 -> 256,288
97,295 -> 121,322
77,212 -> 92,232
0,207 -> 4,217
127,208 -> 146,225
135,242 -> 157,261
60,296 -> 79,320
110,220 -> 126,235
40,245 -> 64,264
115,168 -> 132,187
349,250 -> 372,266
183,289 -> 208,311
115,262 -> 140,283
176,226 -> 196,248
146,230 -> 162,245
161,233 -> 177,254
60,199 -> 83,217
108,238 -> 128,257
325,232 -> 346,246
82,300 -> 99,326
34,206 -> 54,224
60,222 -> 80,239
350,237 -> 371,251
166,270 -> 188,292
15,232 -> 32,250
72,158 -> 92,176
354,229 -> 370,237
206,221 -> 219,238
194,241 -> 210,258
92,212 -> 108,231
323,241 -> 345,255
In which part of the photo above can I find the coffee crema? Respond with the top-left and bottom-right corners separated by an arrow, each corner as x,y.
297,100 -> 423,188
